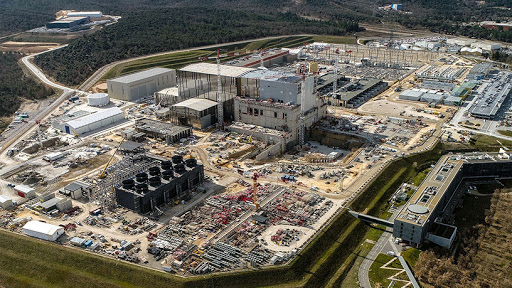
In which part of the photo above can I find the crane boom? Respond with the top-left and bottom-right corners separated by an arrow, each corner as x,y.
99,137 -> 125,179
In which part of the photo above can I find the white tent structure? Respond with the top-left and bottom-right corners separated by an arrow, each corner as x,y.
22,221 -> 65,241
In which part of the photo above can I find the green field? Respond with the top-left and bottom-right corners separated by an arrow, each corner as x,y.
368,253 -> 404,288
99,35 -> 356,82
0,143 -> 446,288
497,130 -> 512,137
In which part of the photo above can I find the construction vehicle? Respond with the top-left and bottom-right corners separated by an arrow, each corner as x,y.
98,137 -> 125,179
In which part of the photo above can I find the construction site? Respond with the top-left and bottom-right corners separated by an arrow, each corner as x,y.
0,35 -> 503,277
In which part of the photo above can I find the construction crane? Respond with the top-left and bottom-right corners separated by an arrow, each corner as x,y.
333,55 -> 339,106
252,172 -> 260,210
98,137 -> 125,179
216,49 -> 224,130
298,64 -> 306,147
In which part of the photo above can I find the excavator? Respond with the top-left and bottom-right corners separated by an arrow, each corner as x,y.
98,136 -> 126,179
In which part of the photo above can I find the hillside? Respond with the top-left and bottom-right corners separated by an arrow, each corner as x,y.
34,8 -> 358,86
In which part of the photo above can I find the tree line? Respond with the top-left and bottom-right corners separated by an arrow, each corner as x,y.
0,52 -> 55,117
35,8 -> 359,86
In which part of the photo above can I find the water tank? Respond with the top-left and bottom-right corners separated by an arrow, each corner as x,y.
122,179 -> 135,190
185,158 -> 197,168
174,163 -> 186,173
87,93 -> 110,107
162,170 -> 174,180
172,155 -> 183,164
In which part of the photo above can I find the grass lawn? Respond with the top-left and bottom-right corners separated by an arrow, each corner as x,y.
411,168 -> 431,186
368,253 -> 404,288
471,135 -> 512,150
401,248 -> 420,268
497,130 -> 512,137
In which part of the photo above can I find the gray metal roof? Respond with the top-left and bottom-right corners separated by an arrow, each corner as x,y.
109,68 -> 173,84
119,141 -> 144,151
173,98 -> 218,111
339,79 -> 382,101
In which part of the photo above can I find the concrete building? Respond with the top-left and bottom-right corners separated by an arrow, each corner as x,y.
46,16 -> 89,29
62,181 -> 92,200
108,68 -> 176,102
399,89 -> 424,101
334,79 -> 388,108
64,107 -> 124,135
393,153 -> 512,248
233,96 -> 327,148
115,155 -> 204,214
470,71 -> 512,119
170,98 -> 218,129
23,221 -> 65,241
135,119 -> 192,144
466,62 -> 492,81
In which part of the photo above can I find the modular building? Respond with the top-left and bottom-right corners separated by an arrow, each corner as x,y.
107,68 -> 176,102
115,156 -> 204,214
14,185 -> 36,198
23,221 -> 65,241
170,98 -> 218,129
393,152 -> 512,248
64,107 -> 124,135
46,16 -> 89,29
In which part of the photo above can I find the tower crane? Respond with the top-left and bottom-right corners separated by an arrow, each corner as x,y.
216,49 -> 224,129
252,172 -> 260,210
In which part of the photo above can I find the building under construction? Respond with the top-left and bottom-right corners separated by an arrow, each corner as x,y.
115,155 -> 204,214
135,119 -> 192,144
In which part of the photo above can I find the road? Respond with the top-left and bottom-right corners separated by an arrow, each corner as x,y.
78,34 -> 315,91
358,209 -> 402,288
0,46 -> 78,156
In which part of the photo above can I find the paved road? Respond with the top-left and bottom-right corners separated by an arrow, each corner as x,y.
358,209 -> 402,288
78,34 -> 315,91
0,46 -> 78,155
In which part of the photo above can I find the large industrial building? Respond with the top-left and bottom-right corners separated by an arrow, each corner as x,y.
23,221 -> 65,241
115,155 -> 204,214
393,152 -> 512,248
66,11 -> 103,18
108,68 -> 176,102
46,16 -> 90,29
63,107 -> 124,135
135,119 -> 192,144
170,98 -> 218,129
469,71 -> 512,119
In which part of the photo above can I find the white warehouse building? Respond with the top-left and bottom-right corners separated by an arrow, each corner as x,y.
23,221 -> 65,241
67,11 -> 103,18
107,68 -> 176,102
64,107 -> 124,135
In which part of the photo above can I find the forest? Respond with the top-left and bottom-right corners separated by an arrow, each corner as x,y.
0,52 -> 54,117
414,189 -> 512,287
34,8 -> 359,86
